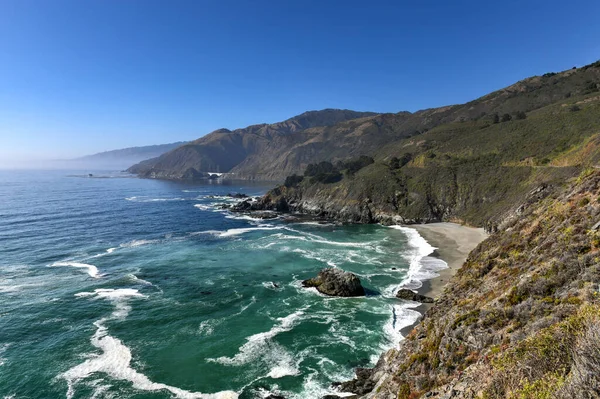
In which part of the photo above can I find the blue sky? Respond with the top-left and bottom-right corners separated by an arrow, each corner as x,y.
1,0 -> 599,161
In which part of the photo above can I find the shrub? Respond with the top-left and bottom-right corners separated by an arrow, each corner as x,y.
304,161 -> 342,184
492,113 -> 500,124
501,113 -> 512,122
284,174 -> 304,187
337,155 -> 374,175
514,111 -> 527,120
569,105 -> 581,112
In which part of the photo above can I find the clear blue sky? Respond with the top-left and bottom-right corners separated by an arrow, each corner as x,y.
1,0 -> 599,161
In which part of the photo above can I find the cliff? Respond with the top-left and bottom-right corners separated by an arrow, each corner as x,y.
354,169 -> 600,398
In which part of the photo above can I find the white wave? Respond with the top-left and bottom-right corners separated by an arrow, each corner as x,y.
63,289 -> 237,399
126,196 -> 186,202
198,319 -> 221,336
51,261 -> 101,278
291,248 -> 337,267
0,343 -> 10,367
262,281 -> 283,291
0,282 -> 45,293
126,274 -> 153,286
217,226 -> 283,238
106,247 -> 116,254
119,239 -> 159,248
209,309 -> 306,366
194,204 -> 213,211
387,225 -> 448,293
292,221 -> 334,226
225,213 -> 275,222
382,303 -> 421,348
290,371 -> 355,399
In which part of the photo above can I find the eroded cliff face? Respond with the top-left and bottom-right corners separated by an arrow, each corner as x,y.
350,170 -> 600,398
250,162 -> 579,229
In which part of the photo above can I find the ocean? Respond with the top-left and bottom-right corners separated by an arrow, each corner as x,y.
0,170 -> 447,399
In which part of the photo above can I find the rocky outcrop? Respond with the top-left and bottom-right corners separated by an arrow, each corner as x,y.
347,170 -> 600,398
395,289 -> 434,303
302,268 -> 365,297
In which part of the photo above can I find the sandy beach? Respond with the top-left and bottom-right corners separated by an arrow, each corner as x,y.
411,222 -> 488,299
398,223 -> 488,337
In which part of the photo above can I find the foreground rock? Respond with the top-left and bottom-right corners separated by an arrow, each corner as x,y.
395,288 -> 434,303
333,367 -> 376,395
302,268 -> 365,297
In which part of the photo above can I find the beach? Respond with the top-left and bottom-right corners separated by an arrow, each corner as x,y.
412,222 -> 488,299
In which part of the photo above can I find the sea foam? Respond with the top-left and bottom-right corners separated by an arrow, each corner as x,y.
387,226 -> 448,294
62,288 -> 238,399
51,261 -> 101,278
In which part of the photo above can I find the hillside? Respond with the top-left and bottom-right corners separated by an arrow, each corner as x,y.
128,63 -> 600,182
250,62 -> 600,228
70,141 -> 188,169
351,168 -> 600,398
126,109 -> 377,180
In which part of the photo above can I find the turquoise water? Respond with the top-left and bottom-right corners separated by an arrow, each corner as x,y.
0,170 -> 444,398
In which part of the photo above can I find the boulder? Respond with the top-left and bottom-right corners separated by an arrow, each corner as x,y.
302,268 -> 365,297
227,193 -> 248,199
335,368 -> 375,395
395,288 -> 434,303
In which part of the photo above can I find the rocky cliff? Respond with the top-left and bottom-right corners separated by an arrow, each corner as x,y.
351,169 -> 600,399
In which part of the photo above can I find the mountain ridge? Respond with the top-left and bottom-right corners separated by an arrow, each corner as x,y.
128,62 -> 600,181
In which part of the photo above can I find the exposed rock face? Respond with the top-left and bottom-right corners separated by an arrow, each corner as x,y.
352,171 -> 600,398
395,288 -> 434,303
302,268 -> 365,297
335,367 -> 376,395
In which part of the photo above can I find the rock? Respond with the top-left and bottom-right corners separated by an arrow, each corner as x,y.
227,193 -> 248,199
265,395 -> 285,399
233,199 -> 253,211
396,288 -> 434,303
302,268 -> 365,297
337,367 -> 375,395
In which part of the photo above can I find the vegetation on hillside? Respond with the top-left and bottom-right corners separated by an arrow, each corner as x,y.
363,169 -> 600,398
129,62 -> 600,181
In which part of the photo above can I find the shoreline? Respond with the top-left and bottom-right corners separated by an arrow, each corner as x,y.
399,222 -> 488,336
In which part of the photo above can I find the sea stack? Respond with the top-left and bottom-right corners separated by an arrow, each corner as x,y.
302,268 -> 365,297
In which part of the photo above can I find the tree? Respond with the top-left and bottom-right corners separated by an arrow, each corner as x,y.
492,113 -> 500,124
284,174 -> 304,187
514,111 -> 527,120
501,113 -> 512,122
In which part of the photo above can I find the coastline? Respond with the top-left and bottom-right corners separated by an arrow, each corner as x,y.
399,222 -> 488,335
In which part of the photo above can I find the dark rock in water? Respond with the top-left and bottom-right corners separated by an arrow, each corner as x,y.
234,199 -> 253,211
265,395 -> 285,399
302,268 -> 365,297
251,211 -> 278,220
227,193 -> 248,199
336,367 -> 375,395
391,267 -> 397,270
395,288 -> 434,303
200,291 -> 212,295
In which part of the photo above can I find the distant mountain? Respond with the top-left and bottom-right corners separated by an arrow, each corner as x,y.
70,141 -> 188,169
126,109 -> 377,180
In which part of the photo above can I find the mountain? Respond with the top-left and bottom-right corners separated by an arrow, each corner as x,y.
70,141 -> 188,169
126,109 -> 377,180
245,61 -> 600,227
128,64 -> 600,182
